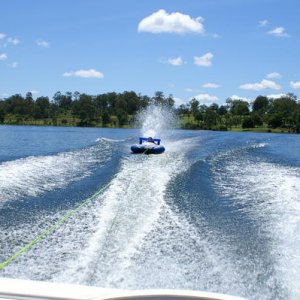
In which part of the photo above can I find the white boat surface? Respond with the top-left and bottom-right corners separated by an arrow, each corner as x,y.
0,278 -> 246,300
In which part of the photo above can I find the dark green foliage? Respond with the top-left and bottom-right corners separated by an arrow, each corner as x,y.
242,117 -> 255,129
0,90 -> 171,127
0,90 -> 298,133
189,98 -> 200,115
73,94 -> 95,126
250,112 -> 263,126
34,96 -> 50,119
0,107 -> 5,123
180,94 -> 299,132
101,110 -> 110,127
252,96 -> 270,114
268,114 -> 283,128
218,105 -> 228,115
230,99 -> 249,115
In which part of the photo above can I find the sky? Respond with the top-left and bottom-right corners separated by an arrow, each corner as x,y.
1,0 -> 300,107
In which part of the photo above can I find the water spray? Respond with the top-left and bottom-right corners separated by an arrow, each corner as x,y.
135,105 -> 178,139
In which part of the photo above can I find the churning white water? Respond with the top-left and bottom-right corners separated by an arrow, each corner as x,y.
0,142 -> 112,208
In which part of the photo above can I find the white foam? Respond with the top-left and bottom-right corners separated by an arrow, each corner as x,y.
54,143 -> 190,286
122,204 -> 246,295
1,132 -> 249,298
0,143 -> 112,208
215,159 -> 300,299
96,137 -> 126,143
46,139 -> 251,298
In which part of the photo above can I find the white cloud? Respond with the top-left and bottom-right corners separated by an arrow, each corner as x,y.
192,93 -> 219,104
0,33 -> 6,40
36,40 -> 50,48
290,81 -> 300,89
267,27 -> 289,37
63,69 -> 104,79
267,93 -> 287,99
7,37 -> 20,45
194,52 -> 213,67
138,9 -> 205,34
202,82 -> 220,88
9,61 -> 18,68
167,56 -> 184,66
185,87 -> 203,93
229,95 -> 251,103
30,90 -> 39,95
185,88 -> 194,93
0,53 -> 7,61
173,97 -> 186,107
259,20 -> 269,27
266,72 -> 281,79
240,79 -> 281,91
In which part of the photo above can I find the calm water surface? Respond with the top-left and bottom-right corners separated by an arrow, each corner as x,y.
0,125 -> 299,300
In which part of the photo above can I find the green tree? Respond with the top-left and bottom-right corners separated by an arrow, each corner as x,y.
139,94 -> 151,108
293,108 -> 300,133
53,91 -> 73,110
101,110 -> 110,127
165,94 -> 175,108
121,91 -> 140,115
177,103 -> 190,115
6,94 -> 27,115
72,94 -> 95,126
209,103 -> 219,113
61,92 -> 73,110
0,101 -> 5,123
152,91 -> 165,106
53,91 -> 62,106
268,113 -> 283,128
250,112 -> 263,127
230,99 -> 249,115
268,94 -> 298,128
189,98 -> 200,116
49,103 -> 60,119
116,109 -> 128,126
252,96 -> 269,114
105,92 -> 118,115
271,95 -> 297,117
218,105 -> 228,115
203,107 -> 218,129
34,96 -> 50,119
242,117 -> 255,129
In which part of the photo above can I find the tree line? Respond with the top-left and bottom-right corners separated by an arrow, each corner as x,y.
179,93 -> 300,133
0,91 -> 174,127
0,90 -> 299,133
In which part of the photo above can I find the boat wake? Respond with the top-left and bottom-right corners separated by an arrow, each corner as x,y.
214,156 -> 300,299
0,142 -> 113,209
2,111 -> 299,300
1,138 -> 193,284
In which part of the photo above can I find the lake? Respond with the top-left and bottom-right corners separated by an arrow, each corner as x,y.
0,124 -> 299,300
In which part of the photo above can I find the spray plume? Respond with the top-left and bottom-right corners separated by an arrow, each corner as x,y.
135,105 -> 178,138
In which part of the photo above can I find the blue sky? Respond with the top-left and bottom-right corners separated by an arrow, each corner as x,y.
1,0 -> 300,106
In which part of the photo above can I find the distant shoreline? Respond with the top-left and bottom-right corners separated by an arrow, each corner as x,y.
1,123 -> 297,134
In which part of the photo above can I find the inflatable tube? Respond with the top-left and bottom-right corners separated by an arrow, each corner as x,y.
131,137 -> 165,154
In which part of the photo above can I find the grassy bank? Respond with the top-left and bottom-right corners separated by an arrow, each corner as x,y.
1,114 -> 135,128
228,127 -> 292,134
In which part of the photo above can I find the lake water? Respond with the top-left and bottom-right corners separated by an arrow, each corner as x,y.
0,122 -> 299,300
